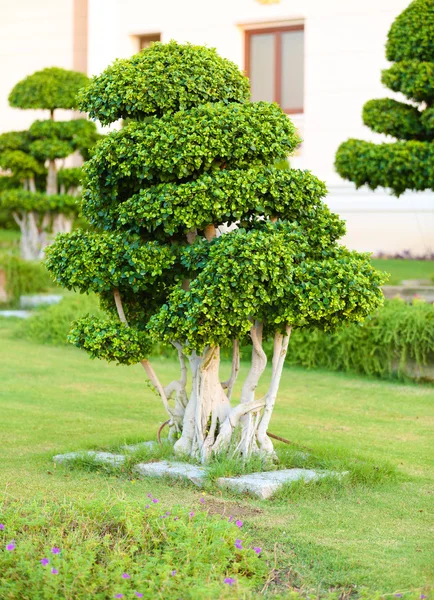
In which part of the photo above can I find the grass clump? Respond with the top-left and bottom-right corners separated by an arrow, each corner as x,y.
0,498 -> 267,599
16,293 -> 104,345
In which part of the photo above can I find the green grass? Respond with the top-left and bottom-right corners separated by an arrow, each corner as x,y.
0,318 -> 433,598
371,258 -> 434,285
0,228 -> 20,257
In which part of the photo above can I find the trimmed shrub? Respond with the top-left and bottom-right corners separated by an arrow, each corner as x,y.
283,299 -> 434,381
16,294 -> 104,346
0,256 -> 52,305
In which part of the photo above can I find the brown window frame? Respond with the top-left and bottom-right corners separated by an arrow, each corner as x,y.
138,33 -> 161,50
244,24 -> 304,114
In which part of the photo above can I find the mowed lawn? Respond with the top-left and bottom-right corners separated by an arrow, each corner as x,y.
0,318 -> 433,598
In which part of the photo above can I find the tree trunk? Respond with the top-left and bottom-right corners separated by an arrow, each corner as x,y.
46,160 -> 57,195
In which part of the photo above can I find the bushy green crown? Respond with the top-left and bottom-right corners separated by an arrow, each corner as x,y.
46,41 -> 386,361
335,0 -> 434,195
79,41 -> 251,124
9,67 -> 89,111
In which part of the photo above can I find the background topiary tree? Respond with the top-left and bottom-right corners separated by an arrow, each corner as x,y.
46,41 -> 386,462
335,0 -> 434,196
0,68 -> 99,259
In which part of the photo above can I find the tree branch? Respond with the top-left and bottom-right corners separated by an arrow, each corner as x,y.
221,339 -> 240,401
112,288 -> 172,417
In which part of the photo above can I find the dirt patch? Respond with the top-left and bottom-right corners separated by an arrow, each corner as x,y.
203,498 -> 264,519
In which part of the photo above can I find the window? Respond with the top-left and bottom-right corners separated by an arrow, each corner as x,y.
138,33 -> 161,50
245,25 -> 304,113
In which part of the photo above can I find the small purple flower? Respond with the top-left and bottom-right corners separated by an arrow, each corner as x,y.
174,516 -> 179,521
165,511 -> 170,515
189,511 -> 194,517
145,504 -> 150,509
135,594 -> 144,599
171,569 -> 177,576
122,573 -> 130,579
152,498 -> 159,504
147,493 -> 152,498
0,524 -> 4,530
51,547 -> 61,554
420,596 -> 427,599
40,558 -> 50,566
6,541 -> 15,551
253,546 -> 262,554
224,577 -> 235,586
114,595 -> 123,599
235,539 -> 242,550
51,568 -> 59,575
228,516 -> 233,523
235,520 -> 243,528
199,498 -> 205,504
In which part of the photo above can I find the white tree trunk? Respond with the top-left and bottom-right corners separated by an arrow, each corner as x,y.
13,211 -> 50,261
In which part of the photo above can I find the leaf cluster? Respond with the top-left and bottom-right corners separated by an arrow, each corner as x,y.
78,41 -> 250,124
45,230 -> 177,294
0,190 -> 79,214
86,166 -> 327,235
68,316 -> 152,364
335,0 -> 434,194
84,101 -> 300,209
148,223 -> 385,352
386,0 -> 434,62
335,139 -> 434,195
286,298 -> 434,381
8,67 -> 89,111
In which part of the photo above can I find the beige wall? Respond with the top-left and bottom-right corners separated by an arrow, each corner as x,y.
0,0 -> 74,131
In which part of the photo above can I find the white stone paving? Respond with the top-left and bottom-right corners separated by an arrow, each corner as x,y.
53,451 -> 125,466
134,460 -> 206,487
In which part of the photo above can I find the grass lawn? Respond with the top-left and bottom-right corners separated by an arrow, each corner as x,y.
371,258 -> 434,285
0,318 -> 433,599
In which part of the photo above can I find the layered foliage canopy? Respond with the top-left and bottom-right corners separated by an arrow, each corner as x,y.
335,0 -> 434,195
46,41 -> 386,366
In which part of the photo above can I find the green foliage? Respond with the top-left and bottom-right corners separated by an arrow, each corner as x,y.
46,230 -> 177,294
79,41 -> 250,124
336,0 -> 434,195
386,0 -> 434,62
0,149 -> 44,180
29,119 -> 100,161
0,255 -> 52,304
362,98 -> 429,140
381,61 -> 434,103
8,67 -> 89,111
335,139 -> 434,195
0,500 -> 266,599
93,166 -> 327,235
57,167 -> 83,191
16,293 -> 102,345
69,315 -> 153,364
0,130 -> 31,153
149,223 -> 386,352
48,41 -> 384,366
0,190 -> 79,215
284,299 -> 434,380
84,101 -> 300,209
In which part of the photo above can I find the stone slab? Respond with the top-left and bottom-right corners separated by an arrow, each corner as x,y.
122,441 -> 157,453
134,460 -> 206,487
0,310 -> 31,319
53,451 -> 125,466
20,294 -> 63,309
217,468 -> 345,500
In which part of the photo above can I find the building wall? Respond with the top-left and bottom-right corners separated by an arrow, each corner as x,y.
86,0 -> 433,255
0,0 -> 432,254
0,0 -> 75,131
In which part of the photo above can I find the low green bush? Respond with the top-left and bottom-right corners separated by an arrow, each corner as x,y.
283,299 -> 434,380
17,293 -> 104,345
0,255 -> 52,305
0,498 -> 266,599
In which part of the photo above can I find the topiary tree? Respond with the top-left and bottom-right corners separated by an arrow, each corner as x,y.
0,67 -> 99,259
46,41 -> 386,462
335,0 -> 434,196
